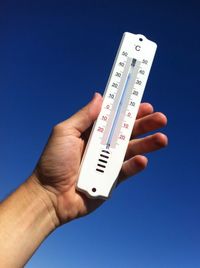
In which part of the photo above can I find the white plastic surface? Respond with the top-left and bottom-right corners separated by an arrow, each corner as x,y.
76,32 -> 157,199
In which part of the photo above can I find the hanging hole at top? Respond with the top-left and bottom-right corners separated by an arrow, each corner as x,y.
139,38 -> 143,41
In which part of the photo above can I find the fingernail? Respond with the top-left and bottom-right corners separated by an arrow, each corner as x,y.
92,92 -> 98,100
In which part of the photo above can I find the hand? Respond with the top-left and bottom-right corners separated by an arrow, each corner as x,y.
30,92 -> 167,226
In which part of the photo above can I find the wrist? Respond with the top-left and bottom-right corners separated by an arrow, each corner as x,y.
24,174 -> 61,229
0,174 -> 60,267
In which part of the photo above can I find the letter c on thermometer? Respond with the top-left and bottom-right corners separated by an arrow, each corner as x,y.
135,45 -> 141,51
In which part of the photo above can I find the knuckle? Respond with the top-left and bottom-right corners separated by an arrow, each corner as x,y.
52,123 -> 66,135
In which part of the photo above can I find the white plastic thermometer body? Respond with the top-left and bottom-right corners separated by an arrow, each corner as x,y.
76,32 -> 157,199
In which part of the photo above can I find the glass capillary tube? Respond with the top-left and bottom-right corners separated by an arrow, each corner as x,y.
106,58 -> 136,149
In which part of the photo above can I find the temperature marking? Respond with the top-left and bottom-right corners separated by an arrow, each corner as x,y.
76,32 -> 157,199
102,57 -> 141,148
102,57 -> 133,146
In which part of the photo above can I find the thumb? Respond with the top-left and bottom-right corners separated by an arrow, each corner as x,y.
66,92 -> 103,135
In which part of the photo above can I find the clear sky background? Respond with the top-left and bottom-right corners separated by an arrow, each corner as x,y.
0,0 -> 200,267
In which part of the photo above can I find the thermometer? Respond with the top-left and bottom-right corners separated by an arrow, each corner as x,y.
76,32 -> 157,199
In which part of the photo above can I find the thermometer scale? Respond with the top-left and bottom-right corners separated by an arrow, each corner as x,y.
76,32 -> 157,199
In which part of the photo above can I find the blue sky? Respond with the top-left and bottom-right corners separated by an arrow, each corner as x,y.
0,0 -> 200,267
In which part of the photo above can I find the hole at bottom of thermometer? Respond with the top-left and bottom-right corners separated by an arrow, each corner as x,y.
92,188 -> 96,192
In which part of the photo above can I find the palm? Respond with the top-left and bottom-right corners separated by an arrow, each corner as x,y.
36,127 -> 104,224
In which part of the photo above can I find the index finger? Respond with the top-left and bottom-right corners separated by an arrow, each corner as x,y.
136,103 -> 154,119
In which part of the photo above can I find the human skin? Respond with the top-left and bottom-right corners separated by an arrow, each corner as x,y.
0,92 -> 168,267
